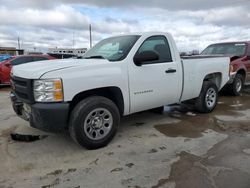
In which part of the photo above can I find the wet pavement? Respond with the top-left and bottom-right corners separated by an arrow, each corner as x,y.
155,94 -> 250,138
0,86 -> 250,188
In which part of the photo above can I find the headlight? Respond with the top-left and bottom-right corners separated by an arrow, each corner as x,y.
33,79 -> 63,102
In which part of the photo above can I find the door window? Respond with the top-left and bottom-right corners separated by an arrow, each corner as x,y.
136,36 -> 172,64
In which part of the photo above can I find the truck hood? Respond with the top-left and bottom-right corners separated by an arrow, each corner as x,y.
12,58 -> 111,79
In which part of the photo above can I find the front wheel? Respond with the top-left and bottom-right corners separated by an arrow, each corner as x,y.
69,96 -> 120,149
195,82 -> 218,113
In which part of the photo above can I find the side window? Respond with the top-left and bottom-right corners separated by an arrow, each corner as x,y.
33,56 -> 48,62
136,36 -> 172,64
11,57 -> 33,66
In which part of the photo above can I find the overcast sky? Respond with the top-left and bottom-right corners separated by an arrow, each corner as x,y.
0,0 -> 250,52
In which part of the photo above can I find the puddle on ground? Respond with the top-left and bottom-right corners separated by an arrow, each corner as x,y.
152,151 -> 250,188
152,134 -> 250,188
154,92 -> 250,138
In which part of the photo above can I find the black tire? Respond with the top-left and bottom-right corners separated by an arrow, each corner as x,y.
69,96 -> 120,149
195,82 -> 218,113
228,74 -> 243,96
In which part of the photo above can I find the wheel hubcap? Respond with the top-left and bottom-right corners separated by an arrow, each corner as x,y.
206,88 -> 216,108
84,108 -> 113,140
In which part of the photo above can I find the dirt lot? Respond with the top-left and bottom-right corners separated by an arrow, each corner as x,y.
0,86 -> 250,188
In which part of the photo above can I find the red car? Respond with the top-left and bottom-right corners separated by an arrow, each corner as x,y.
202,41 -> 250,95
0,55 -> 56,85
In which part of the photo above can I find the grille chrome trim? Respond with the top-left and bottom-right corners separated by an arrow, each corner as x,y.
11,76 -> 34,104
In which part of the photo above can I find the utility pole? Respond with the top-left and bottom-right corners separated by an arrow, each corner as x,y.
89,24 -> 92,48
17,37 -> 20,49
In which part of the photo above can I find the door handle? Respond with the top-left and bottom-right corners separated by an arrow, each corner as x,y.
165,69 -> 176,73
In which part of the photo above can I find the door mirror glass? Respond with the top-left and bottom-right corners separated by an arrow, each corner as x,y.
134,50 -> 159,66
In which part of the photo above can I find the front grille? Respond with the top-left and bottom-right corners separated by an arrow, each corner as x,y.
11,76 -> 34,104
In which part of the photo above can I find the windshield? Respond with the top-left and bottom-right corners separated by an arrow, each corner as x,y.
202,43 -> 247,57
83,35 -> 140,61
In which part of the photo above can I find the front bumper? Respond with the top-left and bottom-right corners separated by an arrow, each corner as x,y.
11,92 -> 70,132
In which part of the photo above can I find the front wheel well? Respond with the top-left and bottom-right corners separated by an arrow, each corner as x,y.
69,87 -> 124,117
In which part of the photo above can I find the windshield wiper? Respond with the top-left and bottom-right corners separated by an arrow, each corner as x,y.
84,55 -> 106,59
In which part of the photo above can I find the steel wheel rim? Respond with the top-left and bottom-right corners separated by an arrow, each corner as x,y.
84,108 -> 113,140
206,88 -> 216,108
236,79 -> 242,93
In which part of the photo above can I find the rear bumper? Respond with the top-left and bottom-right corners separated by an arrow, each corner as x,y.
10,92 -> 70,132
0,74 -> 10,85
0,83 -> 10,86
0,78 -> 10,85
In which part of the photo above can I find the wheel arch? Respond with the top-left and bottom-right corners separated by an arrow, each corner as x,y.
203,72 -> 222,89
69,86 -> 125,117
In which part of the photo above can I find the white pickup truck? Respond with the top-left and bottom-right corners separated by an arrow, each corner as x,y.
10,32 -> 230,149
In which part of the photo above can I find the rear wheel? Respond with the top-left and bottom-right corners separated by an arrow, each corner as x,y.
195,82 -> 218,113
228,74 -> 243,96
69,96 -> 120,149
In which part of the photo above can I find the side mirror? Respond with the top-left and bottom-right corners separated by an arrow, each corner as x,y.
134,50 -> 159,66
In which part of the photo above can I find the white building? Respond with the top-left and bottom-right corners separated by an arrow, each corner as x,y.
48,48 -> 88,59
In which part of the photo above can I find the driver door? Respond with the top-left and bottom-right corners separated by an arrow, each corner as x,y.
128,35 -> 182,113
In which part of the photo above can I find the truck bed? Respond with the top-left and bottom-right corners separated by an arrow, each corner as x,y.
181,55 -> 225,59
180,56 -> 229,102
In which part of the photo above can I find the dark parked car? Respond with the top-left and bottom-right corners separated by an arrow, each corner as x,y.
202,41 -> 250,95
0,55 -> 56,85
